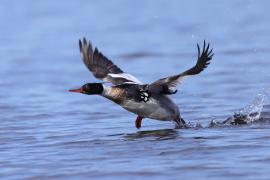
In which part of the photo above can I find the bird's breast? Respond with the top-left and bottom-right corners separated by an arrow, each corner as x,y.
102,87 -> 127,104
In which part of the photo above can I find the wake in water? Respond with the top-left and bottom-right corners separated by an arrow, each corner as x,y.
182,90 -> 269,129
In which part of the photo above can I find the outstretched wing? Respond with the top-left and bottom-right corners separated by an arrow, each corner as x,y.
147,40 -> 214,95
79,38 -> 142,85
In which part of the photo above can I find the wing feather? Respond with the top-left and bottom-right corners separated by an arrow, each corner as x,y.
79,38 -> 142,85
147,40 -> 214,95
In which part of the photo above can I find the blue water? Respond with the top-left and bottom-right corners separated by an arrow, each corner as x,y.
1,1 -> 270,179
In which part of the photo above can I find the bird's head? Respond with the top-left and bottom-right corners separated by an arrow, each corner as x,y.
69,83 -> 104,95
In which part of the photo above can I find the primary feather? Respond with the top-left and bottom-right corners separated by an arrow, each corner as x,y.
147,40 -> 214,94
79,38 -> 142,85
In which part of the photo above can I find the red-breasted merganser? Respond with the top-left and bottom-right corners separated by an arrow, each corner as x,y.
69,38 -> 214,129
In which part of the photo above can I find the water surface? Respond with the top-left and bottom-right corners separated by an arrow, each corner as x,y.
1,1 -> 270,179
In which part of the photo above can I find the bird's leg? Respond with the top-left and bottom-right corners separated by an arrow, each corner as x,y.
180,118 -> 186,125
135,116 -> 143,129
174,117 -> 187,129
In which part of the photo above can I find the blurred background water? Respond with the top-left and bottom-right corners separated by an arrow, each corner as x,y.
1,0 -> 270,179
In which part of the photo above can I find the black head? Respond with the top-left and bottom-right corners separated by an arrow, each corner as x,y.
69,83 -> 104,95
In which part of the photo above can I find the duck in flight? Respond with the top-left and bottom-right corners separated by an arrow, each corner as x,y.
69,38 -> 214,129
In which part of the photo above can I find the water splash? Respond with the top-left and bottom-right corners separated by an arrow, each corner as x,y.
209,90 -> 267,127
238,92 -> 266,123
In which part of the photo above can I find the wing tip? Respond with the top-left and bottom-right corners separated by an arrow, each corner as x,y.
79,39 -> 82,51
79,37 -> 94,54
83,37 -> 87,45
197,40 -> 214,59
185,40 -> 214,75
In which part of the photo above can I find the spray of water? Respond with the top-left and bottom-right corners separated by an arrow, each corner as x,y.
208,89 -> 267,128
238,91 -> 266,123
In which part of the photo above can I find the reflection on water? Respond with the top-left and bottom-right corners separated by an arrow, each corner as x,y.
124,129 -> 179,141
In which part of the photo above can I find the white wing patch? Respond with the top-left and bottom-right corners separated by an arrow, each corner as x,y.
107,73 -> 143,84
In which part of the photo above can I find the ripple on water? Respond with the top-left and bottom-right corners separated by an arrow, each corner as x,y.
2,1 -> 270,179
